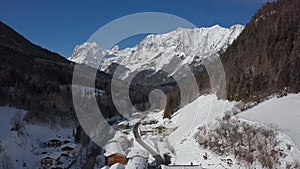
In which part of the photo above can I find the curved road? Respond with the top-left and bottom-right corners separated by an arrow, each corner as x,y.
133,121 -> 165,168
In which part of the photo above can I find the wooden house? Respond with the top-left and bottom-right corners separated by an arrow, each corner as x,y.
104,140 -> 126,166
40,152 -> 62,168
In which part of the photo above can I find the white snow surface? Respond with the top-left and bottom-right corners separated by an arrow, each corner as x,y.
168,94 -> 235,145
238,93 -> 300,148
69,25 -> 244,78
142,94 -> 300,168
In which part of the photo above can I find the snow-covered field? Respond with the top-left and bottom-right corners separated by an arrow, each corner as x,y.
168,94 -> 235,145
238,94 -> 300,148
142,94 -> 300,168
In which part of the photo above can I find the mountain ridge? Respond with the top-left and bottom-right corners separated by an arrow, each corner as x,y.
69,24 -> 244,78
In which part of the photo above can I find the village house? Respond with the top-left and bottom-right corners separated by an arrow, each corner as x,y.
61,143 -> 76,158
43,138 -> 62,148
139,126 -> 154,136
40,152 -> 62,168
117,121 -> 129,130
142,119 -> 158,125
153,124 -> 173,136
110,163 -> 125,169
132,112 -> 143,119
127,149 -> 149,169
104,140 -> 127,166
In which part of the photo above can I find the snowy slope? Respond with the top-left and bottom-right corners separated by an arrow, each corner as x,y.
238,94 -> 300,148
167,94 -> 235,145
69,25 -> 244,78
142,94 -> 300,168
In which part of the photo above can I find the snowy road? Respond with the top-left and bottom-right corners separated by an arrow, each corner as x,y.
133,121 -> 165,168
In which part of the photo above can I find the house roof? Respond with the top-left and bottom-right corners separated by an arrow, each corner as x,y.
118,121 -> 129,126
44,138 -> 61,143
110,163 -> 125,169
61,143 -> 76,149
127,156 -> 147,169
154,122 -> 174,129
139,126 -> 154,132
127,149 -> 149,159
104,141 -> 126,157
41,152 -> 62,160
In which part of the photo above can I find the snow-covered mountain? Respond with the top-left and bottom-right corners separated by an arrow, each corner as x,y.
69,25 -> 244,78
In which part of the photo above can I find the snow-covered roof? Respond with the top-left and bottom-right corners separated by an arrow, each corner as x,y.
43,138 -> 61,143
104,140 -> 126,157
118,121 -> 129,126
160,165 -> 203,169
139,126 -> 154,132
41,152 -> 62,160
61,143 -> 76,148
127,149 -> 149,159
154,123 -> 174,129
127,156 -> 147,169
110,163 -> 125,169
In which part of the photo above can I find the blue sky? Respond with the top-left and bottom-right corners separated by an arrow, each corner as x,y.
0,0 -> 266,57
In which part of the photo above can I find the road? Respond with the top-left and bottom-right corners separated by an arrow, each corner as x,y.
133,121 -> 165,168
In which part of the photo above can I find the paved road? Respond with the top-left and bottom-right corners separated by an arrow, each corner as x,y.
133,121 -> 165,168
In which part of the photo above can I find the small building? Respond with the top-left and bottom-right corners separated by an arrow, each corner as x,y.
127,149 -> 149,169
153,125 -> 173,136
40,152 -> 62,168
149,119 -> 159,125
61,143 -> 76,158
127,149 -> 149,159
117,121 -> 129,130
43,138 -> 62,148
104,140 -> 126,166
132,112 -> 143,119
139,126 -> 154,136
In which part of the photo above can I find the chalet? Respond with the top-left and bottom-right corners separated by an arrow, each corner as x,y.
153,125 -> 173,136
40,152 -> 62,168
149,119 -> 159,125
104,140 -> 126,166
127,149 -> 149,169
43,138 -> 62,148
132,112 -> 143,119
142,119 -> 158,125
139,126 -> 154,136
61,143 -> 76,158
117,121 -> 129,130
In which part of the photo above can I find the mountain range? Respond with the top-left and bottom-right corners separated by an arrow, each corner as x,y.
69,24 -> 244,79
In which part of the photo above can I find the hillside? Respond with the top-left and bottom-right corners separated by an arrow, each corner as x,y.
222,0 -> 300,102
0,21 -> 122,125
139,94 -> 300,168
